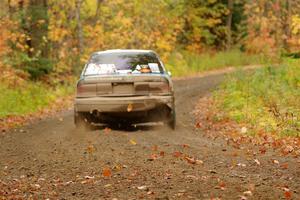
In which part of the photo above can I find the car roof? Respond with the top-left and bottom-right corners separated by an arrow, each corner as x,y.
94,49 -> 155,55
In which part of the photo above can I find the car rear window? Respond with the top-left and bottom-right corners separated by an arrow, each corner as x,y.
84,52 -> 164,76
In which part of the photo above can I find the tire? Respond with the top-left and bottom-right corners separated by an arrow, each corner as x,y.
74,111 -> 92,131
167,109 -> 176,130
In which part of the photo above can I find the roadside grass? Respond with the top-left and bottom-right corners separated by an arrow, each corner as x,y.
0,82 -> 74,118
213,58 -> 300,137
165,49 -> 271,77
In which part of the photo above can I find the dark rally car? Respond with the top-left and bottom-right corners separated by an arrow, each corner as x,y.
74,49 -> 175,129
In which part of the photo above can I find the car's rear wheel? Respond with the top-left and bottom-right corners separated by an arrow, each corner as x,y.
167,109 -> 176,130
74,111 -> 92,130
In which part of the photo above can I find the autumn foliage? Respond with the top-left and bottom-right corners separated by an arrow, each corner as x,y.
1,0 -> 300,81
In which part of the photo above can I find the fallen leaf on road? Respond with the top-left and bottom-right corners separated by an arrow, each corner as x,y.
159,151 -> 165,157
283,145 -> 294,154
130,139 -> 137,145
63,181 -> 73,186
81,180 -> 88,184
86,145 -> 96,154
219,181 -> 226,190
282,186 -> 290,192
232,152 -> 238,157
113,163 -> 123,171
195,122 -> 202,128
196,159 -> 204,164
273,160 -> 280,164
33,184 -> 41,189
237,163 -> 246,167
184,156 -> 196,164
254,159 -> 260,165
149,154 -> 158,161
173,151 -> 182,158
175,192 -> 185,197
284,191 -> 292,199
104,184 -> 112,188
259,147 -> 267,154
152,145 -> 158,151
186,175 -> 198,180
137,186 -> 147,190
243,191 -> 253,196
102,168 -> 112,177
182,144 -> 190,148
280,163 -> 289,169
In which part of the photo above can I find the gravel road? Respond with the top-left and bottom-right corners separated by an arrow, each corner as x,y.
1,73 -> 299,200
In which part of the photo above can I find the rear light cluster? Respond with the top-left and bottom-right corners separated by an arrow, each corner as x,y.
149,82 -> 170,93
76,81 -> 97,97
76,79 -> 171,97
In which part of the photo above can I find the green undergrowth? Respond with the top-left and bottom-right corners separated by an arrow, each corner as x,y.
0,82 -> 74,118
214,58 -> 300,137
166,49 -> 270,77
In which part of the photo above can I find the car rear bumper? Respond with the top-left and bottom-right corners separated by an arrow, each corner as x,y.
74,95 -> 174,113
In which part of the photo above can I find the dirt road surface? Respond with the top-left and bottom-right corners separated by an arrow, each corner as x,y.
1,73 -> 299,200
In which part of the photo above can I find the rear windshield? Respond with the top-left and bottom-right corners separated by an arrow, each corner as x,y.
84,52 -> 164,76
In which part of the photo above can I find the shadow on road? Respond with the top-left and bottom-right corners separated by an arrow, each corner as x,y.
89,122 -> 161,132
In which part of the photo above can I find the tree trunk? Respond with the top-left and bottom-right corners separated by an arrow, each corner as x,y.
226,0 -> 233,50
75,0 -> 84,55
27,0 -> 49,58
95,0 -> 103,23
274,0 -> 281,49
284,0 -> 292,50
7,0 -> 13,17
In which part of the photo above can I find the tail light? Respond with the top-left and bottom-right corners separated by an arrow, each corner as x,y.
76,81 -> 84,95
149,81 -> 171,94
76,80 -> 97,97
